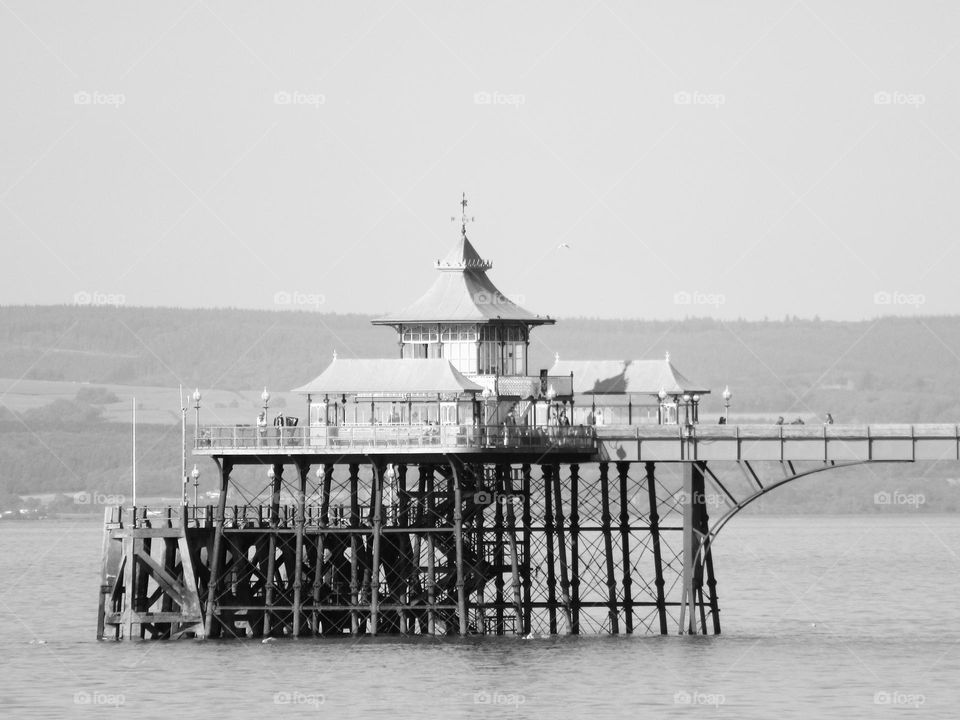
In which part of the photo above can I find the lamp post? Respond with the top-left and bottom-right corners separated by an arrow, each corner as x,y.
692,394 -> 700,424
722,385 -> 732,422
682,393 -> 691,426
260,387 -> 270,445
191,464 -> 200,508
192,388 -> 202,438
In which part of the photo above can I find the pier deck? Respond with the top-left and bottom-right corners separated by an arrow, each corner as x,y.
192,422 -> 960,463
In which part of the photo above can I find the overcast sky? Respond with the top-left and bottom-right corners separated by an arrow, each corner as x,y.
2,1 -> 959,320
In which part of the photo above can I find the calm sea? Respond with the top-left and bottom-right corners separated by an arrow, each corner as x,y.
1,514 -> 957,719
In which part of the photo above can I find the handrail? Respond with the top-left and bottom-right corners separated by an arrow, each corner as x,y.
195,423 -> 596,452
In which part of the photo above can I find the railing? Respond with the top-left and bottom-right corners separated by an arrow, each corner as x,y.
196,423 -> 596,453
602,423 -> 960,441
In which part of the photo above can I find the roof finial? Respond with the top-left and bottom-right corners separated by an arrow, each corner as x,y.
453,191 -> 474,239
332,349 -> 337,361
665,350 -> 670,362
554,351 -> 560,365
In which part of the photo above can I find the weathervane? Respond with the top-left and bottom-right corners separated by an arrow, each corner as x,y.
451,192 -> 475,238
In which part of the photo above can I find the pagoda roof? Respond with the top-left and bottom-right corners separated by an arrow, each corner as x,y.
293,358 -> 484,395
373,234 -> 554,326
550,357 -> 711,396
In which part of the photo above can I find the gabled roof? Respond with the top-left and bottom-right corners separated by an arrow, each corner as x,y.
550,358 -> 711,396
293,358 -> 484,395
373,233 -> 554,326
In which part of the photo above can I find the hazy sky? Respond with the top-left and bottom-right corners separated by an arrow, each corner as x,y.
2,1 -> 960,320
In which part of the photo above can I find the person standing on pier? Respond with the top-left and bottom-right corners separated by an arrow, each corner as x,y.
257,410 -> 267,446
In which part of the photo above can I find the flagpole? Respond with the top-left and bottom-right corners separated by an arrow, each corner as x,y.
132,396 -> 137,509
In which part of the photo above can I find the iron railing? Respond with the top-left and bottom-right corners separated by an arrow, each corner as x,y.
196,423 -> 595,452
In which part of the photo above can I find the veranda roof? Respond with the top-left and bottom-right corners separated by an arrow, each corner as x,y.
293,358 -> 484,395
550,358 -> 711,396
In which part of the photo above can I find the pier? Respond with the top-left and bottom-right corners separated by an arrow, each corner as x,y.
97,197 -> 960,640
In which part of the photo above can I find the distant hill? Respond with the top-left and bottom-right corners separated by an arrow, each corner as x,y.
1,305 -> 959,422
0,304 -> 959,514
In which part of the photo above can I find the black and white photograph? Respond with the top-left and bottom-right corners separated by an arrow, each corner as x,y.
2,2 -> 959,718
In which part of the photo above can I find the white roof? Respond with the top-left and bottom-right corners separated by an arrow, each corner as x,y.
550,359 -> 710,396
293,358 -> 484,395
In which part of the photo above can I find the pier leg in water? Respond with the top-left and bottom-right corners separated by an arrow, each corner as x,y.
369,460 -> 384,636
645,462 -> 669,635
292,461 -> 310,637
599,462 -> 619,634
680,461 -> 709,635
263,464 -> 283,636
203,458 -> 232,639
617,462 -> 634,634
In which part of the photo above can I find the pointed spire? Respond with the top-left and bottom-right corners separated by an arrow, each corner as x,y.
437,193 -> 492,271
665,350 -> 670,363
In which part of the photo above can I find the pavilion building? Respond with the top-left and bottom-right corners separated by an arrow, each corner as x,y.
291,197 -> 708,448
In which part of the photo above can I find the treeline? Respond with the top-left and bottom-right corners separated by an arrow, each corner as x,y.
1,305 -> 959,422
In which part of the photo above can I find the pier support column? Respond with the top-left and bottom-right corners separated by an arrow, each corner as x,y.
617,462 -> 634,634
449,459 -> 468,636
543,464 -> 557,634
645,462 -> 669,635
599,462 -> 619,634
348,463 -> 360,636
293,461 -> 309,637
503,467 -> 523,634
552,465 -> 572,633
311,463 -> 333,633
521,464 -> 532,636
680,461 -> 708,635
263,463 -> 283,636
494,465 -> 507,635
569,464 -> 581,635
203,458 -> 233,639
369,460 -> 384,636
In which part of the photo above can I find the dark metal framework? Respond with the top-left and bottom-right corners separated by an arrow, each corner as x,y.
98,456 -> 893,640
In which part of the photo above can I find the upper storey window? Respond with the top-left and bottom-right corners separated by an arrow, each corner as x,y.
401,324 -> 439,343
440,324 -> 478,342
